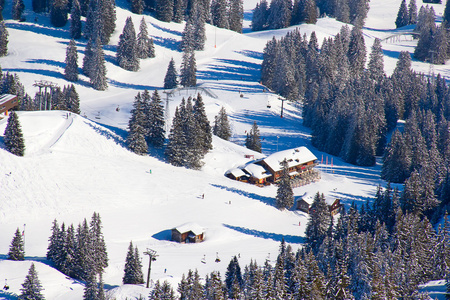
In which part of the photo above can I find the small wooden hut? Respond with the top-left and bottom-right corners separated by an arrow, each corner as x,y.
171,223 -> 205,243
0,94 -> 19,115
295,198 -> 310,213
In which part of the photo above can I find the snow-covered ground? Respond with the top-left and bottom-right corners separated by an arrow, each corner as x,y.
0,0 -> 447,298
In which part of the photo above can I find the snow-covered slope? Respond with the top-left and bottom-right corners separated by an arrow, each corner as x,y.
0,0 -> 448,297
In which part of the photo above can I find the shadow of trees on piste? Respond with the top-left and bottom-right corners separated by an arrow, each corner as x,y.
223,224 -> 304,244
211,183 -> 275,207
151,36 -> 180,51
85,121 -> 127,148
7,22 -> 69,39
197,58 -> 261,83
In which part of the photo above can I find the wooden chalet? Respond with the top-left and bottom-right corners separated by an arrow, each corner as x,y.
225,147 -> 318,186
171,223 -> 205,243
0,94 -> 19,116
329,199 -> 342,216
295,198 -> 310,213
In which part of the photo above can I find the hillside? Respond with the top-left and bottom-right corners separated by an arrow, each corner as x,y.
0,0 -> 448,298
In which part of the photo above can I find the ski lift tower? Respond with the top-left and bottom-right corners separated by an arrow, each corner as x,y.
163,90 -> 175,133
144,248 -> 158,288
33,80 -> 58,111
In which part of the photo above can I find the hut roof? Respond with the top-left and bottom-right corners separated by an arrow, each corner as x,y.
174,222 -> 204,235
263,147 -> 317,172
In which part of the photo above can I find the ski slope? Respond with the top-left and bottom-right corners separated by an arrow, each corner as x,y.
0,0 -> 448,297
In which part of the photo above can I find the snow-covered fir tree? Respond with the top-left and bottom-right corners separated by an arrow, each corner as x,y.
89,38 -> 108,90
8,227 -> 25,260
64,39 -> 78,82
275,159 -> 294,210
127,93 -> 148,155
164,58 -> 178,89
0,21 -> 8,57
117,17 -> 140,71
180,48 -> 197,87
211,0 -> 229,28
50,0 -> 68,27
155,0 -> 174,22
245,121 -> 262,153
63,84 -> 81,114
408,0 -> 417,24
173,0 -> 184,22
165,106 -> 187,167
213,106 -> 232,140
83,270 -> 98,300
146,89 -> 165,148
136,17 -> 155,59
305,192 -> 331,253
131,0 -> 144,14
193,93 -> 212,154
19,263 -> 45,300
225,256 -> 243,298
395,0 -> 409,28
84,0 -> 116,44
89,212 -> 108,276
229,0 -> 243,32
4,111 -> 25,157
251,0 -> 268,31
12,0 -> 25,20
123,241 -> 145,284
152,280 -> 176,299
70,0 -> 82,39
82,38 -> 94,77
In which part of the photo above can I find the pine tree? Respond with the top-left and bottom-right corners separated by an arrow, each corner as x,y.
70,0 -> 82,39
131,0 -> 144,14
245,121 -> 262,153
305,192 -> 331,253
65,40 -> 79,82
83,270 -> 98,300
123,241 -> 144,284
90,38 -> 108,90
82,39 -> 94,78
193,93 -> 212,154
90,212 -> 108,276
127,93 -> 148,155
4,111 -> 25,157
165,106 -> 187,166
19,263 -> 45,300
47,219 -> 60,262
117,17 -> 140,72
0,21 -> 8,57
155,0 -> 174,22
84,0 -> 116,45
180,49 -> 197,87
367,38 -> 384,82
136,18 -> 155,59
347,26 -> 366,77
213,106 -> 232,140
51,0 -> 69,27
211,0 -> 229,28
251,0 -> 268,31
408,0 -> 417,24
172,0 -> 184,23
146,89 -> 166,148
229,0 -> 243,33
267,0 -> 292,29
183,97 -> 203,169
164,58 -> 178,89
64,84 -> 81,114
275,159 -> 294,210
225,256 -> 243,298
395,0 -> 409,28
12,0 -> 25,20
8,227 -> 25,260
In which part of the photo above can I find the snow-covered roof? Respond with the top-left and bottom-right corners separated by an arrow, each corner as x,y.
244,163 -> 271,179
174,222 -> 204,235
263,147 -> 317,173
0,94 -> 17,105
225,168 -> 246,178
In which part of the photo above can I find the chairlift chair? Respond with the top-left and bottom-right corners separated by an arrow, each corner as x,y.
201,254 -> 206,264
215,252 -> 221,263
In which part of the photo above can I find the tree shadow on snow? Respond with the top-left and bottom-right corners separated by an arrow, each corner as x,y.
152,229 -> 172,241
210,183 -> 275,207
108,79 -> 158,91
197,58 -> 261,83
7,22 -> 69,39
85,121 -> 127,148
234,50 -> 263,60
3,67 -> 64,80
223,224 -> 304,244
25,58 -> 65,69
151,35 -> 180,51
0,290 -> 18,299
150,23 -> 183,37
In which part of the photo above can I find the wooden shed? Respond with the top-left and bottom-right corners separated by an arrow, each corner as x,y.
0,94 -> 19,115
295,198 -> 310,213
329,199 -> 342,216
171,223 -> 205,243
